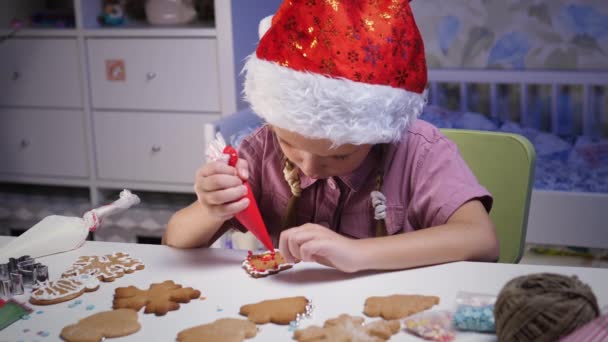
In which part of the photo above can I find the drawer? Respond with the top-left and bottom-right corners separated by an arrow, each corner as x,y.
94,111 -> 220,183
0,108 -> 88,177
0,38 -> 82,108
87,39 -> 220,112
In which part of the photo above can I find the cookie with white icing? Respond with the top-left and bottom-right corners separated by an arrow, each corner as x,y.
242,250 -> 294,278
30,273 -> 100,305
62,252 -> 145,282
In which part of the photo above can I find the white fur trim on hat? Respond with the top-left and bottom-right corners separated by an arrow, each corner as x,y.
243,55 -> 427,146
258,15 -> 273,39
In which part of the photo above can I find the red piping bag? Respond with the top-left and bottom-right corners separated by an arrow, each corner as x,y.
206,133 -> 274,251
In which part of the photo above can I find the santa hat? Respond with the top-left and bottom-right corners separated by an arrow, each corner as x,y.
243,0 -> 427,146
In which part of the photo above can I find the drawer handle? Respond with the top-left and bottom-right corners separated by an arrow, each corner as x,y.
20,139 -> 30,148
151,145 -> 162,153
12,71 -> 20,81
146,72 -> 157,81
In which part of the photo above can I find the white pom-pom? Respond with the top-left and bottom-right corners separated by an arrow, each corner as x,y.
258,15 -> 273,40
370,191 -> 387,220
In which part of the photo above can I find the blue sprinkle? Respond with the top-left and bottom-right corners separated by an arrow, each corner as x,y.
21,314 -> 31,320
74,300 -> 82,305
216,306 -> 223,312
39,331 -> 50,337
68,304 -> 76,308
36,310 -> 44,314
453,304 -> 496,332
86,304 -> 95,311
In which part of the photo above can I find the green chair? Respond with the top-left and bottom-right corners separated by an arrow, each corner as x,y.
441,129 -> 536,264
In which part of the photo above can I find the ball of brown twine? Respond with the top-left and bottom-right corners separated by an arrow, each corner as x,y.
494,273 -> 600,342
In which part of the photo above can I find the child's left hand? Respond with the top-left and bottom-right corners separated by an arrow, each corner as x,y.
279,223 -> 361,273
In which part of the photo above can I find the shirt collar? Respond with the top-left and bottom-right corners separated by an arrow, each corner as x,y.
298,145 -> 382,192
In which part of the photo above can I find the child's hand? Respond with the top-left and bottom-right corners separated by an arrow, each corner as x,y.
279,223 -> 361,273
194,159 -> 250,221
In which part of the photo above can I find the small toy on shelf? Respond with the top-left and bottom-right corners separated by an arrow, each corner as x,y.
99,0 -> 126,26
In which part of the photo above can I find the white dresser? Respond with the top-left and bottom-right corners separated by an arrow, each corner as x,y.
0,0 -> 238,241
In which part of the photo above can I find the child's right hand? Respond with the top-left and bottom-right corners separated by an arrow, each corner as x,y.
194,159 -> 250,221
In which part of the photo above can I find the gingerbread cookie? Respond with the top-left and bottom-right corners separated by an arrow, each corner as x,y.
242,250 -> 293,278
30,273 -> 100,305
60,308 -> 140,342
177,318 -> 257,342
240,296 -> 311,325
113,280 -> 201,316
364,294 -> 440,320
293,314 -> 401,342
62,252 -> 144,282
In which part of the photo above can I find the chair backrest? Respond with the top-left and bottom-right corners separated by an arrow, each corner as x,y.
441,129 -> 536,263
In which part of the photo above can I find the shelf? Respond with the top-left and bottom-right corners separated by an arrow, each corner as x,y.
95,180 -> 195,194
0,0 -> 76,30
0,175 -> 91,188
83,27 -> 216,38
0,28 -> 78,37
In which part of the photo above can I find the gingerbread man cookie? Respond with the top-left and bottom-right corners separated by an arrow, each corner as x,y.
240,296 -> 311,325
113,280 -> 201,316
177,318 -> 257,342
60,309 -> 141,342
364,294 -> 440,320
293,314 -> 401,342
62,252 -> 144,282
242,250 -> 293,278
30,273 -> 100,305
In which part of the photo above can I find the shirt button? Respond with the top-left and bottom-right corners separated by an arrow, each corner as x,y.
327,178 -> 337,190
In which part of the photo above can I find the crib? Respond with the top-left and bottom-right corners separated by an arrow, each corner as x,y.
204,69 -> 608,250
426,69 -> 608,249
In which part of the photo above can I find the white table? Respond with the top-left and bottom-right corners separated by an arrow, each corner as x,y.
1,236 -> 607,341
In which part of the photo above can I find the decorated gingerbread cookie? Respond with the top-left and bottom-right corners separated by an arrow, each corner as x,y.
60,308 -> 141,342
113,280 -> 201,316
364,294 -> 440,320
30,273 -> 100,306
242,250 -> 293,278
177,318 -> 258,342
240,296 -> 311,325
62,252 -> 144,282
293,314 -> 401,341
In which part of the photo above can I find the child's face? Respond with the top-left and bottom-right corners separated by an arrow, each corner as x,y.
273,126 -> 373,179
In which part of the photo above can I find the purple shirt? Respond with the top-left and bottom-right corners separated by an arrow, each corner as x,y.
231,120 -> 492,244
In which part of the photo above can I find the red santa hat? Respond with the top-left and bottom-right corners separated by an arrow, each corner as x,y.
243,0 -> 427,146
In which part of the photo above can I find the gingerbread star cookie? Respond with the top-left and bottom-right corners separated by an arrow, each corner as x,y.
240,296 -> 311,325
293,314 -> 401,342
113,280 -> 201,316
177,318 -> 258,342
30,273 -> 100,305
60,309 -> 141,342
62,252 -> 145,282
364,294 -> 440,320
242,250 -> 294,278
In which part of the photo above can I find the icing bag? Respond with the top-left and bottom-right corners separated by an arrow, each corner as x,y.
0,190 -> 140,263
206,133 -> 274,251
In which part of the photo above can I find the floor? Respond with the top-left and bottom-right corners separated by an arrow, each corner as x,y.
520,244 -> 608,268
